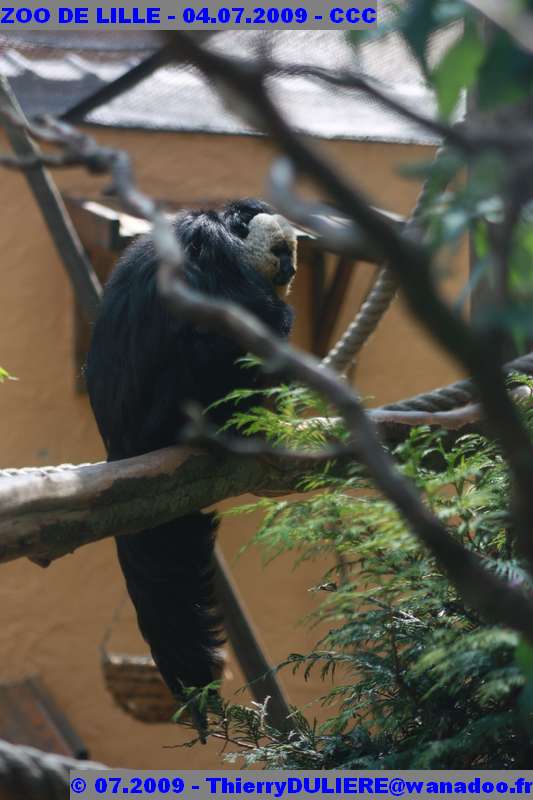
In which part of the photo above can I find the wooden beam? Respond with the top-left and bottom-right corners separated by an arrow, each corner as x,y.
315,256 -> 356,357
62,33 -> 220,123
0,77 -> 102,323
62,47 -> 172,123
309,247 -> 327,355
64,198 -> 122,253
213,549 -> 291,730
0,677 -> 88,759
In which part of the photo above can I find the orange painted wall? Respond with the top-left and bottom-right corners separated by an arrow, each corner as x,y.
0,127 -> 465,768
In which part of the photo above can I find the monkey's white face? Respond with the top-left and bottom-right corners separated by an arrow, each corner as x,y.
241,213 -> 298,296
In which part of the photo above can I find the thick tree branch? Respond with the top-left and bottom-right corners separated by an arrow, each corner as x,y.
0,446 -> 290,565
0,416 -> 434,566
4,383 -> 533,567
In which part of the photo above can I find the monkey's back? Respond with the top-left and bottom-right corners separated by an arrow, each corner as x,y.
84,202 -> 294,702
86,210 -> 293,460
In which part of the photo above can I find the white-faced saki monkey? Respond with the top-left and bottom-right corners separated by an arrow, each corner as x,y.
86,199 -> 297,704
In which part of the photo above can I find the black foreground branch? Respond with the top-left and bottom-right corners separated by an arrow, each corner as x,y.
2,40 -> 533,649
166,33 -> 533,581
150,34 -> 533,640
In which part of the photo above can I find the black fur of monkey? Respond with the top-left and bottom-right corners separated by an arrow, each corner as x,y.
85,199 -> 296,698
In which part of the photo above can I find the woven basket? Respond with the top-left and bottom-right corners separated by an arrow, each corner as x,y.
101,649 -> 225,724
102,652 -> 177,723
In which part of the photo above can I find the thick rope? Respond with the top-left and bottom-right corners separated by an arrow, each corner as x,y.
0,739 -> 103,800
383,352 -> 533,413
321,267 -> 398,373
0,462 -> 99,479
321,144 -> 448,374
1,355 -> 533,484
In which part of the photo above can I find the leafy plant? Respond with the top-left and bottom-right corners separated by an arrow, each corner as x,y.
177,382 -> 533,767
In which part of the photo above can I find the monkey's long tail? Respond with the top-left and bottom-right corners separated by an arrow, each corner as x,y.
115,511 -> 224,700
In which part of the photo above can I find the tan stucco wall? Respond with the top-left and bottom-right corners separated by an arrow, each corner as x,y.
0,128 -> 466,768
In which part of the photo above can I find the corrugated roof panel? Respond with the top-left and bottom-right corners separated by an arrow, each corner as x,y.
65,54 -> 139,82
85,63 -> 440,144
5,49 -> 85,81
0,31 -> 162,52
0,30 -> 458,144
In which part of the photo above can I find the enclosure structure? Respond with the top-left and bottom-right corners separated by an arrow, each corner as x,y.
0,31 -> 467,767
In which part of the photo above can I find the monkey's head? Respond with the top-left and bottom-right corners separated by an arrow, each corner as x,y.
223,199 -> 298,296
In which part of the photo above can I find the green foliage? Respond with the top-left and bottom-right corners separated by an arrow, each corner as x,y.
178,383 -> 533,767
360,1 -> 533,117
476,28 -> 533,112
432,18 -> 485,118
397,0 -> 466,78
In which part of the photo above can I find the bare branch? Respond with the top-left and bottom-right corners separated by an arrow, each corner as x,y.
0,48 -> 532,645
0,151 -> 95,171
269,56 -> 533,153
269,62 -> 469,151
319,142 -> 451,373
0,445 -> 322,565
168,33 -> 533,575
269,158 -> 393,259
157,232 -> 533,641
3,377 -> 532,568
